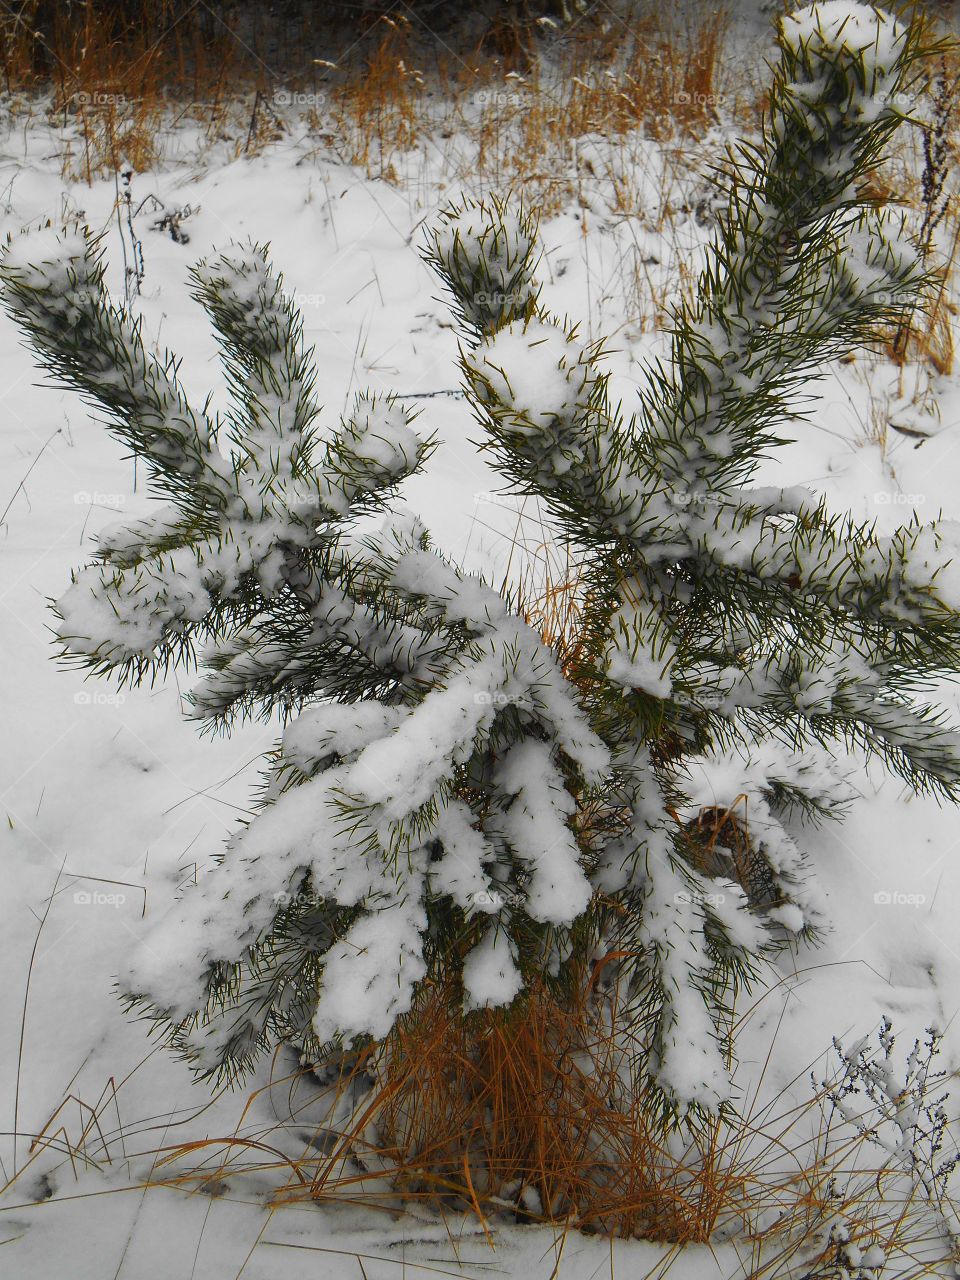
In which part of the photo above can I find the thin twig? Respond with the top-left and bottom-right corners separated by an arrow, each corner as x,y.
0,428 -> 62,528
12,853 -> 69,1179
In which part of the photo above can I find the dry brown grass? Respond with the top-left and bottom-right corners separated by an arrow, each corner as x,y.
326,15 -> 426,182
101,984 -> 957,1280
7,1013 -> 957,1280
290,976 -> 743,1239
898,261 -> 958,378
0,0 -> 247,178
455,9 -> 734,215
871,29 -> 960,381
0,3 -> 737,201
1,2 -> 236,99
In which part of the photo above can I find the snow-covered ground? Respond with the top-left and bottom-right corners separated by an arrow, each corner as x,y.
4,6 -> 960,1274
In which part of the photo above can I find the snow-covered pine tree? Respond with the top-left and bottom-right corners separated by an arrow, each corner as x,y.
3,1 -> 960,1117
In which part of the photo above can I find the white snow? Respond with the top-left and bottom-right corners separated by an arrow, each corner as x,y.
464,317 -> 596,444
310,870 -> 429,1045
462,926 -> 525,1010
492,739 -> 593,925
781,2 -> 906,81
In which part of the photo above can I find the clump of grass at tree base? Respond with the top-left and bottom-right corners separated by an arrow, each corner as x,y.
126,994 -> 959,1279
10,985 -> 958,1278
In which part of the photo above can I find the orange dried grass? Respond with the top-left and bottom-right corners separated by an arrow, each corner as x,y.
252,977 -> 958,1276
327,15 -> 425,179
468,10 -> 731,215
888,256 -> 959,378
275,974 -> 749,1242
2,4 -> 735,202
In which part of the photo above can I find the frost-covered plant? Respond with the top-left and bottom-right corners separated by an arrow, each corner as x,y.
4,2 -> 960,1117
801,1019 -> 960,1278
